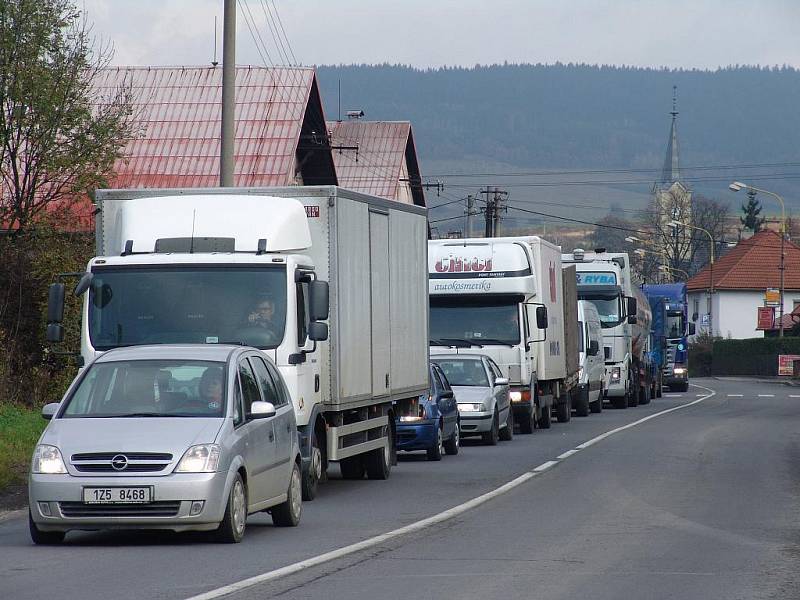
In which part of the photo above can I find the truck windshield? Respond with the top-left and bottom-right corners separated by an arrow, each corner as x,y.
666,311 -> 684,339
62,359 -> 227,418
580,294 -> 622,328
88,266 -> 287,351
429,296 -> 521,346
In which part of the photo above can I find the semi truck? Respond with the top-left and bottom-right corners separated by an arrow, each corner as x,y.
45,186 -> 430,499
642,283 -> 694,392
562,249 -> 652,408
428,236 -> 573,433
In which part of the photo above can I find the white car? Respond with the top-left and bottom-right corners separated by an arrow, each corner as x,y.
434,354 -> 512,445
576,300 -> 605,415
28,344 -> 302,544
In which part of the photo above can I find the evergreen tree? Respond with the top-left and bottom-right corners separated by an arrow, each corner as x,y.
740,191 -> 765,232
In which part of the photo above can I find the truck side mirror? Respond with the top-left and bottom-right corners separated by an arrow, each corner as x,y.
626,296 -> 637,317
308,321 -> 328,342
589,340 -> 599,356
309,280 -> 329,322
46,284 -> 65,343
536,306 -> 548,329
688,322 -> 696,335
73,272 -> 93,296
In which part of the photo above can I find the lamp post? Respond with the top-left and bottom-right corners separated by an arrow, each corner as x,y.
669,220 -> 715,334
659,264 -> 690,279
730,181 -> 787,337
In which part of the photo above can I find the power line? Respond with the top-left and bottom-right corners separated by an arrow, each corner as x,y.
269,0 -> 298,65
505,204 -> 652,235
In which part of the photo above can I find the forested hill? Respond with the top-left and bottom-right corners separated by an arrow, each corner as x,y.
316,64 -> 800,189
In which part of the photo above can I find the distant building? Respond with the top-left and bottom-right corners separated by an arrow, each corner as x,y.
327,119 -> 425,207
686,230 -> 800,339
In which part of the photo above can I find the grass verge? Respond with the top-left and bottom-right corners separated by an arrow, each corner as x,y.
0,404 -> 45,491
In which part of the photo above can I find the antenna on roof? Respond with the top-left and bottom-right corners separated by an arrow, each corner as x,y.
212,16 -> 219,67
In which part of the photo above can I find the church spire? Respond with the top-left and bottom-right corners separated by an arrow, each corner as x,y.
660,85 -> 681,187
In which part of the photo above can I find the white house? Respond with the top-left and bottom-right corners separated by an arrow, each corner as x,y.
687,230 -> 800,339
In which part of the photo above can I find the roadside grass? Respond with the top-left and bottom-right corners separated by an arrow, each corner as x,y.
0,404 -> 45,491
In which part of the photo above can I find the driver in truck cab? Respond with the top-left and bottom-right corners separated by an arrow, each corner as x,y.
244,296 -> 280,344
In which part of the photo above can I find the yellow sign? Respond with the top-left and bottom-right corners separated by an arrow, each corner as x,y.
765,288 -> 781,306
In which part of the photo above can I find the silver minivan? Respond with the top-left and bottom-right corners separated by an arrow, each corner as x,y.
576,300 -> 605,415
28,344 -> 301,544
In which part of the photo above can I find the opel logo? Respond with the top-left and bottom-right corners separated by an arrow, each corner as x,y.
111,454 -> 129,471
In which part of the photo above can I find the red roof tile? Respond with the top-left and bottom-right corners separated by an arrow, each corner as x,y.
687,230 -> 800,292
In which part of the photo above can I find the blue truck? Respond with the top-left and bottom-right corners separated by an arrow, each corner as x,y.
642,283 -> 695,392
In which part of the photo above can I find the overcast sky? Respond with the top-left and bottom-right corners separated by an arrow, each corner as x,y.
83,0 -> 800,69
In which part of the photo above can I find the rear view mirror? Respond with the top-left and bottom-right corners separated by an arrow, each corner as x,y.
46,284 -> 66,343
73,272 -> 93,297
626,296 -> 637,317
41,403 -> 59,420
309,280 -> 329,321
494,377 -> 509,386
248,401 -> 276,420
309,321 -> 328,342
589,340 -> 599,356
627,315 -> 637,324
688,323 -> 696,335
440,390 -> 454,400
536,306 -> 548,329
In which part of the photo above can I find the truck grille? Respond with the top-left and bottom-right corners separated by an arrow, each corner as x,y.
59,502 -> 181,518
71,452 -> 173,474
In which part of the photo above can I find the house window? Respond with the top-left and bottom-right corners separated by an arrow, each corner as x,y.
793,300 -> 800,311
693,299 -> 699,320
706,295 -> 712,315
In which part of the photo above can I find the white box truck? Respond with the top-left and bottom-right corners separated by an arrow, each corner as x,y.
428,236 -> 570,432
46,186 -> 430,499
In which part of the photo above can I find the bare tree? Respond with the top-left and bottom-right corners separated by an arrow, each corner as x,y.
0,0 -> 135,233
689,194 -> 730,273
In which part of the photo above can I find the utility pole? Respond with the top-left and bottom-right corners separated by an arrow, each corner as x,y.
220,0 -> 236,187
481,187 -> 508,237
464,195 -> 479,238
492,187 -> 507,237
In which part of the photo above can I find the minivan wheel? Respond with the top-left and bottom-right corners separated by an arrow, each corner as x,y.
427,426 -> 444,461
301,442 -> 322,501
272,462 -> 302,527
444,421 -> 460,455
29,511 -> 65,545
499,407 -> 514,441
216,473 -> 247,543
482,409 -> 500,445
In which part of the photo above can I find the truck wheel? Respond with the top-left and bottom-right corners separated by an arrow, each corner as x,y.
427,425 -> 444,461
301,433 -> 323,501
590,389 -> 603,414
339,456 -> 365,480
482,409 -> 500,445
628,382 -> 639,407
676,382 -> 689,393
29,511 -> 65,545
365,438 -> 391,480
611,395 -> 627,409
538,404 -> 552,429
518,408 -> 534,434
499,407 -> 514,441
215,473 -> 247,543
640,381 -> 652,405
656,383 -> 663,398
272,462 -> 302,527
556,393 -> 571,423
575,387 -> 590,417
444,420 -> 460,455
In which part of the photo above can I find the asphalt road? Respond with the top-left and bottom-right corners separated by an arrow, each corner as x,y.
2,378 -> 799,600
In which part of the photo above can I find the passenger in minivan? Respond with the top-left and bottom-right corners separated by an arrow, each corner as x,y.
196,367 -> 224,413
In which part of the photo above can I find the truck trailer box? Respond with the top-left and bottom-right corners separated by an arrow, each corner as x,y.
561,264 -> 579,383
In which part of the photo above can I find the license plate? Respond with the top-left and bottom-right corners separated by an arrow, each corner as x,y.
83,487 -> 152,504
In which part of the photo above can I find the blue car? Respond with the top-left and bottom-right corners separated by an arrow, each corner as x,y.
396,362 -> 460,461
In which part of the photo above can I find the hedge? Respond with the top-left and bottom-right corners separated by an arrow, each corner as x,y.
709,337 -> 800,376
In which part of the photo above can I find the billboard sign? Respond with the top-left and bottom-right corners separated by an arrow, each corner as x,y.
756,306 -> 775,330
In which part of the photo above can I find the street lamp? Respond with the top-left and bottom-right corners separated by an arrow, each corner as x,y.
625,236 -> 643,244
730,181 -> 787,337
669,219 -> 715,333
659,264 -> 690,279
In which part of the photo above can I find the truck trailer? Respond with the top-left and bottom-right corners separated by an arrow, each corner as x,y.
46,187 -> 430,499
428,236 -> 570,432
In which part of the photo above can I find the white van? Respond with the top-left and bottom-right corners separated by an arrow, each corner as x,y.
576,300 -> 604,415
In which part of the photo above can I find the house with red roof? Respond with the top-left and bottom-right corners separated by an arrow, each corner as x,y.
326,119 -> 425,207
686,230 -> 800,339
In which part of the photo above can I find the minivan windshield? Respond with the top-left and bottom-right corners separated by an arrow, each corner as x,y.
430,296 -> 521,346
88,266 -> 287,351
62,360 -> 227,418
436,359 -> 489,387
579,293 -> 623,328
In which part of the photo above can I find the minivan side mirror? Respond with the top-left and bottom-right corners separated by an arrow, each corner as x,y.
589,340 -> 599,356
688,323 -> 696,335
248,401 -> 276,419
309,280 -> 329,322
494,377 -> 509,386
41,403 -> 59,420
536,306 -> 548,329
308,321 -> 328,342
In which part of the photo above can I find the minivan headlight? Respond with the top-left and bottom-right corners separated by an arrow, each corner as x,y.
32,445 -> 67,474
175,444 -> 221,473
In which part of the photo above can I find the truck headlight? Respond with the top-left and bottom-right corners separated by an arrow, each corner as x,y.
611,367 -> 621,381
32,445 -> 67,474
175,444 -> 221,473
673,367 -> 686,375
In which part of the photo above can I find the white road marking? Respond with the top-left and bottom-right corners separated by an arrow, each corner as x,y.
556,449 -> 580,459
533,460 -> 559,472
727,394 -> 743,397
696,393 -> 705,396
758,394 -> 775,398
663,393 -> 681,397
185,383 -> 716,600
790,395 -> 800,398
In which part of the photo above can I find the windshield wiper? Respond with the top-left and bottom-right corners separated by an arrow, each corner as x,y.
430,338 -> 472,348
472,338 -> 515,347
113,412 -> 165,418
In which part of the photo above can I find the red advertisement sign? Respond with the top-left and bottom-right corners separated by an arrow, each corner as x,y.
756,306 -> 775,330
778,354 -> 800,376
